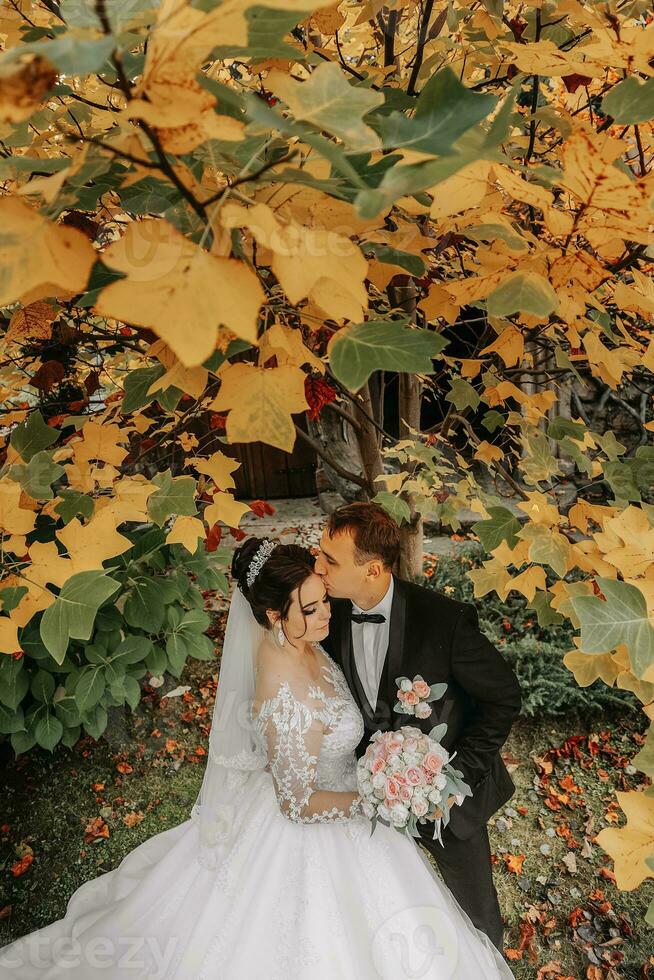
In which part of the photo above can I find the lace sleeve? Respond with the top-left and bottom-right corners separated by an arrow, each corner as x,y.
256,680 -> 362,824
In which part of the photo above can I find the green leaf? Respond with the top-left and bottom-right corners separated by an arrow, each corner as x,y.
121,366 -> 166,414
34,712 -> 63,752
486,271 -> 558,318
145,644 -> 167,676
0,36 -> 114,75
147,471 -> 198,526
371,491 -> 411,525
0,702 -> 25,734
0,656 -> 29,711
602,76 -> 654,124
11,729 -> 36,756
54,489 -> 95,523
571,578 -> 654,679
9,451 -> 64,499
517,524 -> 569,577
31,669 -> 55,704
112,635 -> 153,666
329,319 -> 447,392
471,506 -> 522,551
40,570 -> 121,665
547,417 -> 587,442
124,576 -> 166,632
212,5 -> 311,60
530,591 -> 564,628
374,68 -> 497,156
60,724 -> 81,749
81,703 -> 107,740
361,242 -> 426,277
355,152 -> 478,220
272,61 -> 385,152
444,377 -> 480,411
166,633 -> 188,677
9,410 -> 58,463
74,666 -> 106,713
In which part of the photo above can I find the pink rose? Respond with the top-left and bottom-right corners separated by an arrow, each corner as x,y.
385,777 -> 400,799
394,773 -> 408,785
403,737 -> 418,753
424,752 -> 444,774
405,767 -> 424,786
371,755 -> 386,774
414,701 -> 433,720
401,690 -> 419,705
399,785 -> 411,802
413,680 -> 431,699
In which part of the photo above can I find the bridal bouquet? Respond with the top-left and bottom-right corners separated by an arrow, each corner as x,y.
356,725 -> 472,845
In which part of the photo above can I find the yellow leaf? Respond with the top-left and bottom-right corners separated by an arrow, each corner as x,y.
473,441 -> 504,464
56,509 -> 133,573
0,479 -> 37,535
166,516 -> 206,554
516,491 -> 561,527
146,342 -> 208,399
210,362 -> 309,453
0,198 -> 95,307
506,565 -> 547,602
499,39 -> 603,77
6,302 -> 57,345
479,324 -> 525,367
563,649 -> 621,688
73,421 -> 129,467
428,161 -> 492,219
595,791 -> 654,890
189,452 -> 241,492
259,322 -> 324,374
204,492 -> 251,528
220,202 -> 368,322
0,616 -> 21,654
95,220 -> 264,367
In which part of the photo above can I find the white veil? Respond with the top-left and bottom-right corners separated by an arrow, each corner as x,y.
190,583 -> 268,870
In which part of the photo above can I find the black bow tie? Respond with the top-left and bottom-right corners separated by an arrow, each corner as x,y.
351,612 -> 386,624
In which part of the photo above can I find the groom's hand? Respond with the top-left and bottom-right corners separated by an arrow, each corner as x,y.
426,795 -> 457,821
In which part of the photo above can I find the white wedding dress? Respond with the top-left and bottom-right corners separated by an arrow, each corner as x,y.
0,644 -> 513,980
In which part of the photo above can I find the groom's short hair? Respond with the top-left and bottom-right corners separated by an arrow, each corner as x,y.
326,502 -> 400,569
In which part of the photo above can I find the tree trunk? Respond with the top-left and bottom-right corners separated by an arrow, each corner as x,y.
388,278 -> 424,580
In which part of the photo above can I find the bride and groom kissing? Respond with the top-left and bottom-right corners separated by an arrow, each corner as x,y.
0,501 -> 522,980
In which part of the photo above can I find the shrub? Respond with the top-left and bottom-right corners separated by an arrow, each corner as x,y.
0,525 -> 229,756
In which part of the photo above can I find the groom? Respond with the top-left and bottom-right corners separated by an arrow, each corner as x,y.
316,501 -> 522,955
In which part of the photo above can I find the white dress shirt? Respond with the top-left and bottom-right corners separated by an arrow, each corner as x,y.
351,576 -> 394,711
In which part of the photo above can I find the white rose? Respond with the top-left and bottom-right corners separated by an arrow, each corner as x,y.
414,701 -> 432,719
400,679 -> 413,692
428,788 -> 442,804
389,802 -> 409,826
371,772 -> 387,790
361,778 -> 374,796
435,772 -> 447,790
412,786 -> 427,800
411,797 -> 429,817
362,801 -> 376,819
378,804 -> 391,822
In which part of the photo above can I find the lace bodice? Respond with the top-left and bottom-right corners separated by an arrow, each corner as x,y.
251,644 -> 365,824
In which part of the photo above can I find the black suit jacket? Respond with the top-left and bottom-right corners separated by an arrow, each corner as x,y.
321,575 -> 523,841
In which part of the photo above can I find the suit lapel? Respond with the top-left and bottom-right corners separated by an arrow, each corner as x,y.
381,574 -> 407,720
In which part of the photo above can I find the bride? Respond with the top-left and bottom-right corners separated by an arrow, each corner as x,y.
0,537 -> 514,979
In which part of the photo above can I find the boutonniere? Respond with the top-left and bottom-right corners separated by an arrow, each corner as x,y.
394,675 -> 448,719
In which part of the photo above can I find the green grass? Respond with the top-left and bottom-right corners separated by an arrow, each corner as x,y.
1,615 -> 653,978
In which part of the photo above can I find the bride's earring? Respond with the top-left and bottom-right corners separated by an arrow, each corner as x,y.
277,624 -> 285,646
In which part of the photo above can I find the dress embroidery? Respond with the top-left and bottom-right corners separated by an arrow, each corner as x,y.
251,647 -> 365,824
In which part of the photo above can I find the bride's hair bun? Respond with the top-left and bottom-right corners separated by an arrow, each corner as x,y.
231,536 -> 317,629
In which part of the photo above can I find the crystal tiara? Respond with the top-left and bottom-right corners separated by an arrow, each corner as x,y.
245,539 -> 277,588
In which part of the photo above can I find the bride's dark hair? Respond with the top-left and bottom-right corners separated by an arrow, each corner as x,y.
231,537 -> 317,636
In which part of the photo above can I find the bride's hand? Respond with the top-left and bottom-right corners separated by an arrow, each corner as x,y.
426,794 -> 457,821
